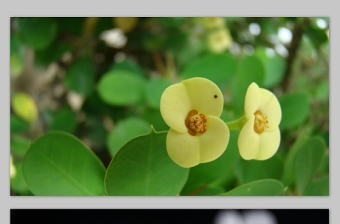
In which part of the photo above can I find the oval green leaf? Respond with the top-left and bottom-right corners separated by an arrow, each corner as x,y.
141,109 -> 169,132
294,136 -> 326,195
181,130 -> 240,196
49,107 -> 78,133
279,92 -> 310,130
220,179 -> 286,196
97,70 -> 146,106
145,77 -> 171,109
10,34 -> 25,77
105,129 -> 189,196
303,175 -> 329,196
235,152 -> 284,185
10,114 -> 30,133
11,92 -> 38,123
304,26 -> 328,49
65,56 -> 95,97
255,48 -> 285,88
10,134 -> 31,157
232,55 -> 265,110
110,58 -> 146,77
10,162 -> 33,195
107,117 -> 151,157
22,132 -> 106,196
18,17 -> 57,50
181,52 -> 236,86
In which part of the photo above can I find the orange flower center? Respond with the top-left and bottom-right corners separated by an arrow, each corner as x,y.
253,110 -> 269,134
185,110 -> 207,136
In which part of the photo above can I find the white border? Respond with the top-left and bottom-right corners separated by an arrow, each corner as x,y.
1,1 -> 337,224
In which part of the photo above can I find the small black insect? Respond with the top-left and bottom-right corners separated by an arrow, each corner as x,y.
214,95 -> 218,98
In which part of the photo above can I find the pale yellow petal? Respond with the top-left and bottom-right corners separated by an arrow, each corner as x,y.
183,77 -> 224,117
160,82 -> 191,133
259,88 -> 282,126
166,128 -> 200,168
244,82 -> 261,119
238,118 -> 260,160
255,128 -> 281,160
197,116 -> 230,163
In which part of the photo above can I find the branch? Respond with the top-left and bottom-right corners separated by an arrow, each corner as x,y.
281,20 -> 308,91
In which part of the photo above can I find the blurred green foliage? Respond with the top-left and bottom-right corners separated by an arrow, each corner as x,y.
10,17 -> 329,196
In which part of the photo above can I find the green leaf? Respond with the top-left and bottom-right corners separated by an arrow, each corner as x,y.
181,52 -> 236,86
65,55 -> 95,97
10,162 -> 33,195
314,80 -> 329,101
190,184 -> 225,196
303,175 -> 329,196
235,152 -> 284,185
82,115 -> 108,149
105,129 -> 189,196
155,17 -> 186,28
10,34 -> 25,78
22,132 -> 106,196
94,17 -> 114,36
11,92 -> 38,123
180,130 -> 240,195
256,49 -> 286,88
18,18 -> 57,50
49,107 -> 78,133
107,117 -> 151,157
220,179 -> 286,196
56,18 -> 85,36
145,77 -> 171,109
279,92 -> 310,130
35,41 -> 73,67
294,136 -> 326,195
97,70 -> 146,106
110,58 -> 146,77
281,126 -> 314,187
10,134 -> 31,157
232,55 -> 265,110
10,114 -> 30,133
304,26 -> 328,49
141,109 -> 169,132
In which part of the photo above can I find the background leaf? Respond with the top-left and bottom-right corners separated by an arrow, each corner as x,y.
180,130 -> 240,196
10,162 -> 33,195
279,92 -> 310,130
65,55 -> 96,97
232,55 -> 265,111
181,53 -> 236,87
294,136 -> 326,195
18,17 -> 57,50
220,179 -> 286,196
234,152 -> 284,185
11,92 -> 38,123
97,70 -> 146,106
49,106 -> 78,133
107,117 -> 151,157
145,77 -> 171,109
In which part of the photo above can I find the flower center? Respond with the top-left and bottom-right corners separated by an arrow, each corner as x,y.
185,110 -> 207,136
253,110 -> 269,134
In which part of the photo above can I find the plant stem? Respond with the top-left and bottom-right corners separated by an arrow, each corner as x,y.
226,115 -> 247,130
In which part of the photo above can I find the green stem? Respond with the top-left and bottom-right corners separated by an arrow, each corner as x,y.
226,115 -> 247,130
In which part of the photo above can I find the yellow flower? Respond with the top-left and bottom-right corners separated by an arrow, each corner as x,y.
238,82 -> 282,160
160,77 -> 230,168
202,17 -> 225,29
207,28 -> 233,54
